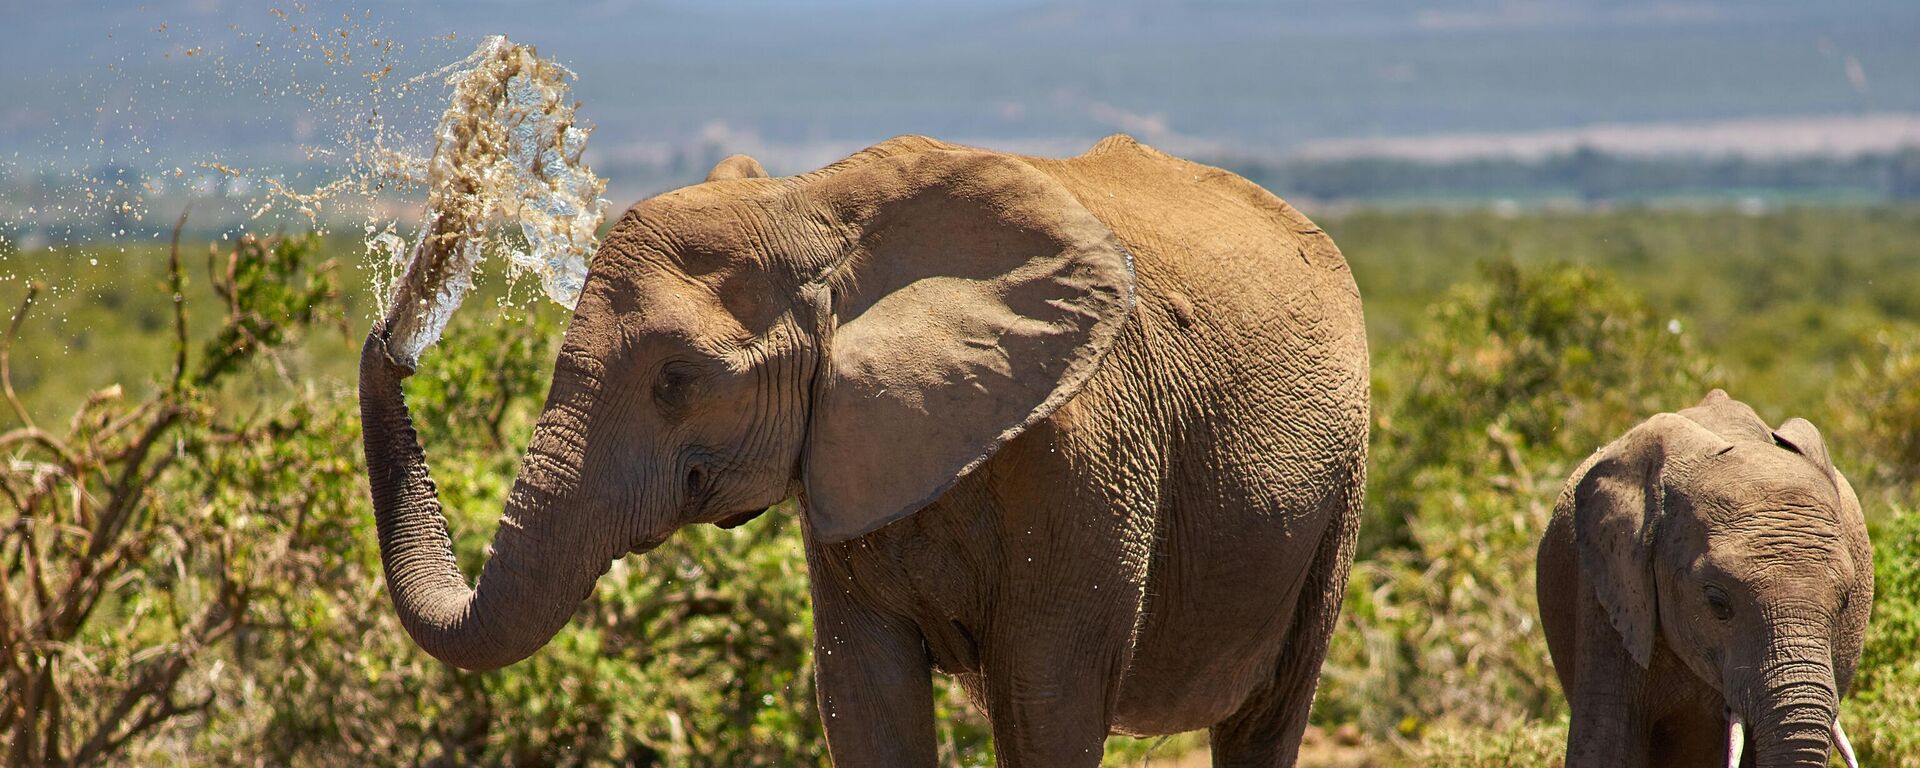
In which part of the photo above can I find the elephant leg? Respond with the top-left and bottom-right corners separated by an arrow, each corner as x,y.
1564,583 -> 1651,768
979,642 -> 1117,768
809,570 -> 939,768
975,577 -> 1131,767
979,526 -> 1136,765
1209,483 -> 1361,768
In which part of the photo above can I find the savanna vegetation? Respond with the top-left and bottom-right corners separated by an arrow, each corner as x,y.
1,205 -> 1916,766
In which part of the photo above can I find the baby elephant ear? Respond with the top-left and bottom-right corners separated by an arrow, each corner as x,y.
1772,417 -> 1836,479
1572,412 -> 1733,668
800,148 -> 1136,543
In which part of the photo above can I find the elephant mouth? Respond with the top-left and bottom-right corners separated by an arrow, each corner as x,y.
628,533 -> 671,555
712,507 -> 769,529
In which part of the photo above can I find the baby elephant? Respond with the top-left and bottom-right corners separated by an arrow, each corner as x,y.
1538,390 -> 1873,767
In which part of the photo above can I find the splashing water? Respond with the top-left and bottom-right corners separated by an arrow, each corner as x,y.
0,11 -> 613,354
380,35 -> 608,369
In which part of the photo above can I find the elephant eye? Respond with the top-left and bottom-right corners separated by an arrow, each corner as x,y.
1705,584 -> 1733,621
654,360 -> 702,410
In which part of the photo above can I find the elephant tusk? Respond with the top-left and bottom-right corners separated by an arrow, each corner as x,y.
1725,709 -> 1746,768
1832,718 -> 1860,768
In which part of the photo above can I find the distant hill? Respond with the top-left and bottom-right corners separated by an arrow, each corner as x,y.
3,0 -> 1915,164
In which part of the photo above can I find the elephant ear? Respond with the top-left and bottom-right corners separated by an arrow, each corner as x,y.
1572,412 -> 1734,668
1772,417 -> 1836,479
800,148 -> 1135,543
705,154 -> 768,181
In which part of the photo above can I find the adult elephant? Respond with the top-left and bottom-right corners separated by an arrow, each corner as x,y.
358,135 -> 1371,767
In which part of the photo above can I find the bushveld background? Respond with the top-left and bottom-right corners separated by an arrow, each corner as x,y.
5,0 -> 1918,764
2,203 -> 1916,766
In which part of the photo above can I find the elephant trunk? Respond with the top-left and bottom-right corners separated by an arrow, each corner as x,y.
359,329 -> 619,671
1746,641 -> 1840,768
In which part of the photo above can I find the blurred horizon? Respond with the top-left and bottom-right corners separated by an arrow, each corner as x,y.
2,0 -> 1918,241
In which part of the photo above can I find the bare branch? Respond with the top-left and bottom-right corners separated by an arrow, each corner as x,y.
1,282 -> 43,431
0,427 -> 80,469
168,208 -> 190,393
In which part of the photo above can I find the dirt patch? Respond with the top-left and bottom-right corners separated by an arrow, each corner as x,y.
1131,725 -> 1383,767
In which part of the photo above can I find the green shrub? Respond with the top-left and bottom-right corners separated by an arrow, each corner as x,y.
1363,259 -> 1716,554
1325,260 -> 1716,745
1849,508 -> 1920,766
1831,328 -> 1920,503
1817,324 -> 1920,765
1321,426 -> 1569,737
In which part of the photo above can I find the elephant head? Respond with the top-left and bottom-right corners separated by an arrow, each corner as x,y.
358,141 -> 1136,671
1572,391 -> 1874,768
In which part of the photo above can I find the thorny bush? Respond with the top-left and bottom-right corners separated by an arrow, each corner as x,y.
0,229 -> 341,765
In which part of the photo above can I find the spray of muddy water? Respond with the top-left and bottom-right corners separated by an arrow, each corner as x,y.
378,36 -> 607,369
0,16 -> 608,368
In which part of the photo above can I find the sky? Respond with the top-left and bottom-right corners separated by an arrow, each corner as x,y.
5,2 -> 1915,155
0,0 -> 1915,228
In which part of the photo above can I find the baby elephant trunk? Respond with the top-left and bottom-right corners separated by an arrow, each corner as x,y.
1745,654 -> 1840,768
1725,711 -> 1858,768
